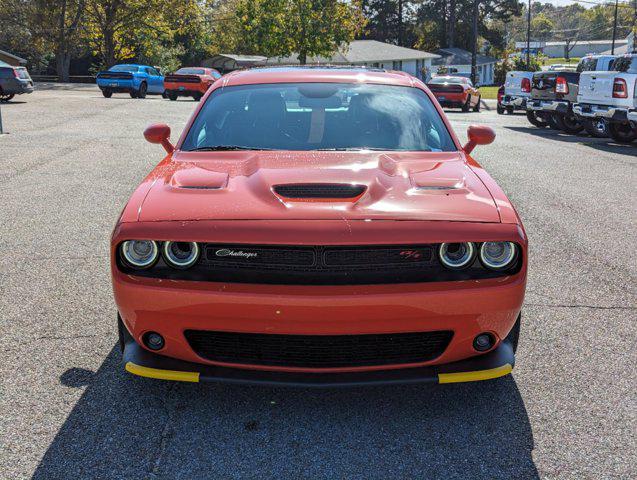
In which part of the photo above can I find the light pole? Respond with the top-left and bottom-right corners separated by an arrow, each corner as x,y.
526,0 -> 531,70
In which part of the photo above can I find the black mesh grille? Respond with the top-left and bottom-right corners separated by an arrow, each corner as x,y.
184,330 -> 454,368
274,184 -> 366,199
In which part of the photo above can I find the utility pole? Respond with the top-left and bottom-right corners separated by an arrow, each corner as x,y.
611,0 -> 619,54
526,0 -> 531,70
471,0 -> 479,85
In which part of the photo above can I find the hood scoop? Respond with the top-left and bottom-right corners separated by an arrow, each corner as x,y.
170,166 -> 228,190
273,183 -> 367,200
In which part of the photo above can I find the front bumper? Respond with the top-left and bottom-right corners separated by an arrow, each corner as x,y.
527,99 -> 569,114
501,95 -> 527,108
97,79 -> 137,92
573,103 -> 629,122
122,326 -> 515,387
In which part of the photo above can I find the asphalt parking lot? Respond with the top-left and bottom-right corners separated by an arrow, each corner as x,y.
0,85 -> 635,480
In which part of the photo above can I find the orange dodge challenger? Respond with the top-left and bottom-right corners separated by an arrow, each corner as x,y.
163,67 -> 222,101
427,75 -> 482,112
113,67 -> 527,387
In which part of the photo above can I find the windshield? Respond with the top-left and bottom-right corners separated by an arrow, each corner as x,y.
177,68 -> 205,75
181,83 -> 455,152
429,77 -> 464,85
109,65 -> 139,73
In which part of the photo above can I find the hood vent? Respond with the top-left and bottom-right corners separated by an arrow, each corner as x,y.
274,183 -> 366,199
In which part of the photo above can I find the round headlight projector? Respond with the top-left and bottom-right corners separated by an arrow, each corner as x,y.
438,242 -> 476,269
163,241 -> 200,268
120,240 -> 158,268
479,242 -> 517,270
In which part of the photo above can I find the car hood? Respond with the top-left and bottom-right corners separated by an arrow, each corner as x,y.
137,151 -> 500,223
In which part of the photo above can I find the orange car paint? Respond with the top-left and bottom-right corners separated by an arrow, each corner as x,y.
112,68 -> 526,377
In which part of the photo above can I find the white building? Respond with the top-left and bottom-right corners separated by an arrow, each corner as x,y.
432,48 -> 498,86
515,39 -> 630,58
265,40 -> 440,81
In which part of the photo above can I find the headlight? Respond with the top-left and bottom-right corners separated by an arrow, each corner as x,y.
438,242 -> 476,269
120,240 -> 158,269
163,241 -> 200,268
479,242 -> 517,270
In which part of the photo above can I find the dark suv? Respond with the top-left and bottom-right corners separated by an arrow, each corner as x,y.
0,65 -> 34,101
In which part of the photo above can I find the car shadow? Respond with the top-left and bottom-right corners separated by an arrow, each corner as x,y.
0,100 -> 28,105
505,126 -> 637,156
33,345 -> 539,480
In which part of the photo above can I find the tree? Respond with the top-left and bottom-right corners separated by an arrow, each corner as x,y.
531,13 -> 554,42
226,0 -> 365,64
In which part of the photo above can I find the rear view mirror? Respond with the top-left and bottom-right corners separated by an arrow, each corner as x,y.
144,123 -> 174,153
463,125 -> 495,154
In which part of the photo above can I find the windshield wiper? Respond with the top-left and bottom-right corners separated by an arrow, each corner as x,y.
314,147 -> 394,151
187,145 -> 272,151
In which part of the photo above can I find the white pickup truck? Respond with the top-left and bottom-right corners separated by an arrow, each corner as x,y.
497,71 -> 534,114
574,54 -> 637,143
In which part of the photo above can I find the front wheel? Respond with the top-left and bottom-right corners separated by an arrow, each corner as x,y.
547,114 -> 561,130
167,91 -> 178,101
608,122 -> 637,144
554,112 -> 584,134
526,110 -> 549,128
101,88 -> 112,98
496,104 -> 504,115
582,118 -> 608,138
506,107 -> 514,115
473,96 -> 481,112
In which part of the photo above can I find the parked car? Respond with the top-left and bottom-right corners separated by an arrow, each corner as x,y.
0,65 -> 34,102
113,67 -> 527,387
497,71 -> 534,115
164,67 -> 222,101
96,64 -> 164,99
427,76 -> 481,112
573,54 -> 637,143
526,55 -> 615,134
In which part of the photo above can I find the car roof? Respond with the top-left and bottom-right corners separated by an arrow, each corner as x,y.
222,66 -> 416,87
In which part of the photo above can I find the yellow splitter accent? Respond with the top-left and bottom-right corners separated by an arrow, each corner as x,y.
125,361 -> 512,384
125,362 -> 200,382
438,364 -> 513,384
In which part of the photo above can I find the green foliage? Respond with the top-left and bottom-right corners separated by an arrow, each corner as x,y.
220,0 -> 365,64
494,53 -> 545,85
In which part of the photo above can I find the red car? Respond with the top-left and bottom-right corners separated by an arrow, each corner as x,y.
163,67 -> 222,101
113,67 -> 527,387
427,75 -> 481,112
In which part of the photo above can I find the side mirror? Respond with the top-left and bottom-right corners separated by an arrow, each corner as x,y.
463,125 -> 495,154
144,123 -> 174,153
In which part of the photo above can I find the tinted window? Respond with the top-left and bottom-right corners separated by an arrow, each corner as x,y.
177,68 -> 205,75
0,68 -> 11,79
613,56 -> 637,73
577,57 -> 597,72
182,83 -> 456,152
110,65 -> 139,73
148,67 -> 160,76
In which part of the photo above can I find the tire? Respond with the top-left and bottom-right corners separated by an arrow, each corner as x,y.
193,93 -> 203,102
608,122 -> 637,144
506,107 -> 514,115
526,110 -> 549,128
129,90 -> 138,99
461,97 -> 471,112
496,104 -> 504,115
0,87 -> 14,102
473,96 -> 481,112
554,112 -> 584,134
167,91 -> 178,101
506,314 -> 521,355
547,114 -> 561,130
582,118 -> 608,138
101,88 -> 112,98
136,82 -> 147,99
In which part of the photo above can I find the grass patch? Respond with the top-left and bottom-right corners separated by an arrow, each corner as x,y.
479,86 -> 500,100
542,57 -> 581,66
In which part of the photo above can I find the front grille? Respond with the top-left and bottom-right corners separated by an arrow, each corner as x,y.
120,243 -> 521,284
274,183 -> 366,199
184,330 -> 454,368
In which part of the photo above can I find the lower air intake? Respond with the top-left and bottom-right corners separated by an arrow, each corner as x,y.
184,330 -> 454,368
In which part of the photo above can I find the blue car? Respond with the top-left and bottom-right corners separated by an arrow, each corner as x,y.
96,64 -> 164,99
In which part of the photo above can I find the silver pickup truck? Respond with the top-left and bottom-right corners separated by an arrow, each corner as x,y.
497,71 -> 534,114
574,54 -> 637,143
